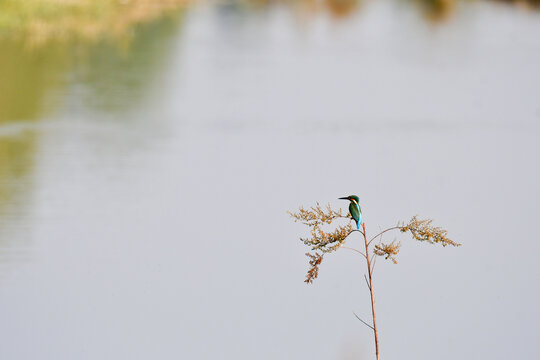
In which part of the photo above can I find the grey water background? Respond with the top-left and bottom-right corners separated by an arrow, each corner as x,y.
1,1 -> 540,359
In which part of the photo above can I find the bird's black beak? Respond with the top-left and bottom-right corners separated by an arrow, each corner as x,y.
338,196 -> 349,200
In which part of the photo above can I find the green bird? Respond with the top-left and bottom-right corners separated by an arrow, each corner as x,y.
339,195 -> 362,229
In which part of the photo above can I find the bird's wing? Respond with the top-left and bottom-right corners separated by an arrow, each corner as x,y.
349,203 -> 360,223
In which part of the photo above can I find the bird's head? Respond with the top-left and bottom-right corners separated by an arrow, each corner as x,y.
339,195 -> 360,204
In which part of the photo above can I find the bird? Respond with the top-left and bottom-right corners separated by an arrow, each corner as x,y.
339,195 -> 362,229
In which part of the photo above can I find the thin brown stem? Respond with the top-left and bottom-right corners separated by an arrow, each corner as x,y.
362,222 -> 380,360
371,232 -> 383,274
369,226 -> 402,245
341,246 -> 367,259
364,274 -> 371,291
348,228 -> 365,237
353,312 -> 374,330
371,253 -> 377,274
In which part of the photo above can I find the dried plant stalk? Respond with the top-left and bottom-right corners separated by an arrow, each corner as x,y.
289,202 -> 460,360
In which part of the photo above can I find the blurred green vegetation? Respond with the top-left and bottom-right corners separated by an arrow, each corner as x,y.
0,132 -> 36,215
0,4 -> 185,124
0,0 -> 538,48
0,0 -> 190,46
0,0 -> 187,123
0,40 -> 69,123
0,8 -> 185,242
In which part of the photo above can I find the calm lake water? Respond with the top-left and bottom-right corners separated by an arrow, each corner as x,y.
1,1 -> 539,359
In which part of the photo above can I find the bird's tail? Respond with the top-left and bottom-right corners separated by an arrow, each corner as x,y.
356,221 -> 360,230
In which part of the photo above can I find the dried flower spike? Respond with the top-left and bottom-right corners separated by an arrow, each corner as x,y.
305,252 -> 323,284
400,216 -> 461,247
373,241 -> 401,264
287,203 -> 346,227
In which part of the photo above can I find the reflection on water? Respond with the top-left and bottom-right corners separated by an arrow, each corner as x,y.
0,14 -> 184,276
220,0 -> 540,21
0,41 -> 69,123
0,131 -> 35,277
414,0 -> 455,20
219,0 -> 453,20
240,0 -> 362,18
0,13 -> 185,123
66,16 -> 185,114
215,0 -> 540,21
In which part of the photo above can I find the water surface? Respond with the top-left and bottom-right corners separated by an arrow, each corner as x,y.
0,2 -> 539,359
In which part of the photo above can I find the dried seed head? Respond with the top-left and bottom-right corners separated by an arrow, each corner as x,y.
304,252 -> 323,284
287,203 -> 346,227
400,216 -> 461,247
374,241 -> 401,264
